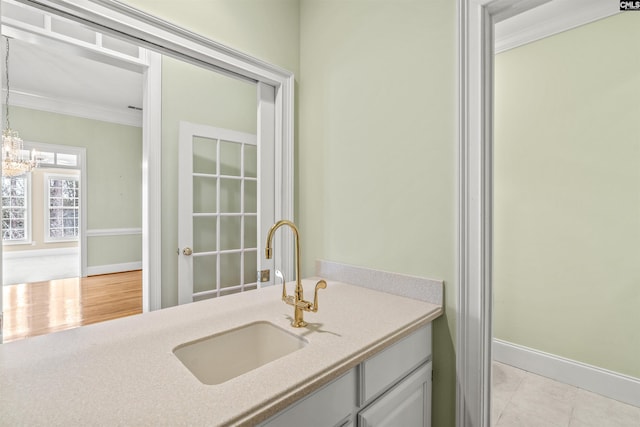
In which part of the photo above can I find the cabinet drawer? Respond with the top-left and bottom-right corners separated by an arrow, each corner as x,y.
358,361 -> 432,427
261,368 -> 357,427
361,323 -> 431,404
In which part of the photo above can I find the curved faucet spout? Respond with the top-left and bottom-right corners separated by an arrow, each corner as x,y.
265,220 -> 301,290
265,220 -> 326,328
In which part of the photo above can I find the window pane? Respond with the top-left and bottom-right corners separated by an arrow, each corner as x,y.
47,177 -> 79,240
194,254 -> 217,293
220,178 -> 241,213
1,176 -> 27,242
56,153 -> 77,167
193,136 -> 217,175
38,151 -> 55,164
193,176 -> 216,213
220,140 -> 242,176
220,216 -> 241,250
244,145 -> 257,178
220,252 -> 241,289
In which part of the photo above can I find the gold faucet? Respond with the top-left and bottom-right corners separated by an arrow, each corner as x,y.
265,220 -> 327,328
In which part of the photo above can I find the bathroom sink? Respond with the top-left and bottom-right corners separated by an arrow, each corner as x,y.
173,321 -> 308,385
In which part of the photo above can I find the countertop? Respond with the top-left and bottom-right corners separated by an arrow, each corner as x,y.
0,278 -> 442,426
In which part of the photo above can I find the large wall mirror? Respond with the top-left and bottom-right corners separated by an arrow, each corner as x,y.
0,0 -> 294,343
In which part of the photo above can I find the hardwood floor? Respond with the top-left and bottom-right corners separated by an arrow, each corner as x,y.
2,270 -> 142,343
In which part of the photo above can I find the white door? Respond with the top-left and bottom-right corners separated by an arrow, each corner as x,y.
178,82 -> 277,304
177,119 -> 274,303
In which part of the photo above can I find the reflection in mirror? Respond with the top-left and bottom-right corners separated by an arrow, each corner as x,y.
0,0 -> 294,345
1,0 -> 145,342
163,55 -> 259,306
0,0 -> 262,342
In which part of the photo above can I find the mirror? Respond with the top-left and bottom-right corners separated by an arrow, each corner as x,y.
0,0 -> 294,343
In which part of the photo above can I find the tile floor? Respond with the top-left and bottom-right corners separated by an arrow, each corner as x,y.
492,361 -> 640,427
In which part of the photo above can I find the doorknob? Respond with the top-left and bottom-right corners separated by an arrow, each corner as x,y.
182,247 -> 193,256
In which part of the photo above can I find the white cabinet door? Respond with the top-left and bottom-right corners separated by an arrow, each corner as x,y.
260,368 -> 357,427
357,362 -> 432,427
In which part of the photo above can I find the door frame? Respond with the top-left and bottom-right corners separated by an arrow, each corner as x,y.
10,0 -> 295,313
457,0 -> 619,426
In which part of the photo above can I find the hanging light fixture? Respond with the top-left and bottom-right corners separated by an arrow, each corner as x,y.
2,37 -> 37,177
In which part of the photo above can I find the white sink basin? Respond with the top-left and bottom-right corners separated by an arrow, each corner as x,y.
173,321 -> 308,385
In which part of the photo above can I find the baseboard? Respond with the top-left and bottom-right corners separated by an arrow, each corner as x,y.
87,262 -> 142,276
493,339 -> 640,407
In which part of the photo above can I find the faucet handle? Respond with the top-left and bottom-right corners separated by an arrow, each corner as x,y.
307,280 -> 327,313
275,269 -> 291,304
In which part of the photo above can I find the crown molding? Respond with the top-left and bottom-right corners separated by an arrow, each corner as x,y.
495,0 -> 620,53
4,89 -> 142,127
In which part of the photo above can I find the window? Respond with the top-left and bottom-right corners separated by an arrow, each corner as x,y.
1,175 -> 30,243
46,175 -> 79,241
37,151 -> 78,168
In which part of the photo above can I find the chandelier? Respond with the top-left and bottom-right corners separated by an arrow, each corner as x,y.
2,37 -> 37,177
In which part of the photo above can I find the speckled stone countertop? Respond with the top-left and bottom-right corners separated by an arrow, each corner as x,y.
0,278 -> 442,426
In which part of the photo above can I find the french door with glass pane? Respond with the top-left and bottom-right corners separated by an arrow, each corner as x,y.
177,122 -> 274,303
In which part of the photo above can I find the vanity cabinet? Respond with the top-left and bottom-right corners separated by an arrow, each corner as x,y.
261,323 -> 432,427
357,361 -> 432,426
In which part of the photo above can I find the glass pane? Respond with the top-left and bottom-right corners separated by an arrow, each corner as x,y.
101,34 -> 140,57
244,216 -> 257,248
10,210 -> 24,220
244,180 -> 257,214
193,293 -> 216,302
219,216 -> 241,250
219,140 -> 242,176
244,251 -> 257,285
37,151 -> 55,165
193,216 -> 217,253
193,136 -> 217,174
194,254 -> 217,293
57,153 -> 77,167
193,176 -> 216,213
219,178 -> 241,213
221,288 -> 241,297
220,252 -> 241,289
244,145 -> 257,178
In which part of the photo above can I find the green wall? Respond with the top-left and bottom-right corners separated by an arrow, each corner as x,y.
119,1 -> 457,425
160,56 -> 256,306
298,1 -> 456,425
494,13 -> 640,378
8,106 -> 142,268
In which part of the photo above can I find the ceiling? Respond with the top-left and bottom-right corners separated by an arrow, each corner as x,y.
6,37 -> 143,112
1,0 -> 144,126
